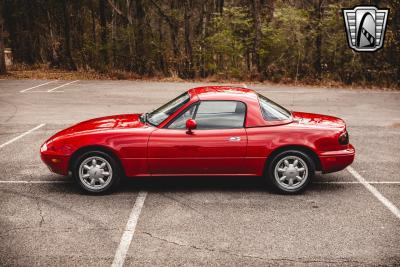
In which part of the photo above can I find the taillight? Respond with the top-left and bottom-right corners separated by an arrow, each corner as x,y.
338,131 -> 349,145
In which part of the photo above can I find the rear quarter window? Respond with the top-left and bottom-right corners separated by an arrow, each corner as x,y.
258,94 -> 291,121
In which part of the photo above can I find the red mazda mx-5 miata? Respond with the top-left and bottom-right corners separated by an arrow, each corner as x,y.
41,86 -> 355,194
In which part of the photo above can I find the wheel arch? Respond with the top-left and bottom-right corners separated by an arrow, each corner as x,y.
68,145 -> 126,177
264,145 -> 321,173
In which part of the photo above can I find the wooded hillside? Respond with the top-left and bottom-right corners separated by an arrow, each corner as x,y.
2,0 -> 399,87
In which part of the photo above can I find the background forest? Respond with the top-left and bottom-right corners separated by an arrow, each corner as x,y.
0,0 -> 399,87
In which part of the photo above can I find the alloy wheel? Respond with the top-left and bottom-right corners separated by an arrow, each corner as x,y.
274,155 -> 309,190
78,156 -> 113,191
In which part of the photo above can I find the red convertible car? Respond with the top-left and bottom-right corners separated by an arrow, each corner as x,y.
41,86 -> 355,194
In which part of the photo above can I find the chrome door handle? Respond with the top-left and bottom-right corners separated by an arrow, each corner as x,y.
229,136 -> 241,142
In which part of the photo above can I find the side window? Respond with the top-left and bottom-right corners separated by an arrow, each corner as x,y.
167,104 -> 197,129
194,101 -> 246,129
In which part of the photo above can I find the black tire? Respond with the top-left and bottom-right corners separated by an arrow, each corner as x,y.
266,150 -> 315,194
72,151 -> 120,194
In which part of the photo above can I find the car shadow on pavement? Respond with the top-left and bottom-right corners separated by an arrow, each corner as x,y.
39,173 -> 347,195
120,175 -> 269,193
119,175 -> 348,194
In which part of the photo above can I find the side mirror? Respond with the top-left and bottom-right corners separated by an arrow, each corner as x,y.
186,119 -> 197,134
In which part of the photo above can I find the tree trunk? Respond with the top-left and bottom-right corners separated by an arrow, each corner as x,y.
158,17 -> 166,74
47,10 -> 60,68
183,0 -> 193,78
90,0 -> 97,44
62,0 -> 76,70
313,0 -> 322,79
135,0 -> 146,75
251,0 -> 262,79
0,3 -> 7,74
198,2 -> 207,77
261,0 -> 274,22
170,23 -> 179,68
89,0 -> 97,68
111,9 -> 116,68
99,0 -> 108,66
216,0 -> 224,14
170,0 -> 180,75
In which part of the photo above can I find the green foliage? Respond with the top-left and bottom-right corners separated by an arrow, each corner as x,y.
261,6 -> 310,80
203,7 -> 252,78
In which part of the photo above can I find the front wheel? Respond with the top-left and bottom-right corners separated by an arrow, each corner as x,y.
266,150 -> 315,194
73,151 -> 120,194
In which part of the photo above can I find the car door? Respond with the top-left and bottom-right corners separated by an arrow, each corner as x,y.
147,100 -> 248,175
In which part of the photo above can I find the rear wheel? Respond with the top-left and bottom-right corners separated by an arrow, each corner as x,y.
266,150 -> 315,194
73,151 -> 120,194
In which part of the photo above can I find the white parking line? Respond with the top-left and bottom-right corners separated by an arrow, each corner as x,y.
47,80 -> 79,92
28,91 -> 65,93
20,81 -> 56,93
314,181 -> 400,184
347,166 -> 400,220
0,180 -> 71,184
259,90 -> 323,93
0,124 -> 45,149
112,191 -> 148,267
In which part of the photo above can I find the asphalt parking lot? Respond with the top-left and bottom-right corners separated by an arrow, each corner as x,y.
0,79 -> 399,266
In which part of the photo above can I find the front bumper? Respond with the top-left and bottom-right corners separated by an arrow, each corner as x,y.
41,152 -> 70,176
319,144 -> 355,173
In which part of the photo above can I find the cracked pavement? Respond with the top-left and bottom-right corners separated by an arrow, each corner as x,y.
0,80 -> 399,266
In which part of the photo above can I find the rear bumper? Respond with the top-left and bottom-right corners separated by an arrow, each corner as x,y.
41,153 -> 70,176
319,144 -> 355,173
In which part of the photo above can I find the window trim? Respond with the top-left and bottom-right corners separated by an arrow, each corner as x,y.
164,100 -> 247,130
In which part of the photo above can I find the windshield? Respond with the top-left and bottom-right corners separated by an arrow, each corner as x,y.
258,94 -> 291,121
147,92 -> 190,126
